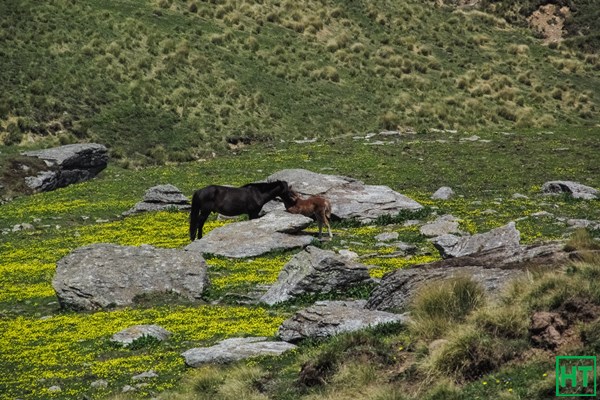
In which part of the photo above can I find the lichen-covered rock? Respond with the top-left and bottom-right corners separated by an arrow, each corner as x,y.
111,325 -> 172,346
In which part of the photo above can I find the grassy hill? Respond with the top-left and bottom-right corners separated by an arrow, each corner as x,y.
1,0 -> 599,166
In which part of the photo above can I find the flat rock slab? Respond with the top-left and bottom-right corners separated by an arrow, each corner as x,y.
185,211 -> 314,258
260,246 -> 372,305
53,244 -> 209,310
111,325 -> 172,346
22,143 -> 108,192
266,169 -> 422,222
278,300 -> 410,343
432,222 -> 520,258
124,184 -> 190,216
541,180 -> 598,200
182,337 -> 297,366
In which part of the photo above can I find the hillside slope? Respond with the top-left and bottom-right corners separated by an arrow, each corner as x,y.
1,0 -> 599,165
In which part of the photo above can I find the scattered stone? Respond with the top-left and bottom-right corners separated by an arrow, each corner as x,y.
132,370 -> 159,381
566,219 -> 600,230
512,193 -> 529,200
122,385 -> 135,393
432,222 -> 521,258
531,211 -> 553,218
111,325 -> 172,346
91,380 -> 108,389
461,135 -> 480,141
12,223 -> 34,232
420,214 -> 461,237
123,184 -> 190,216
431,187 -> 455,200
541,181 -> 599,200
259,246 -> 371,305
185,211 -> 314,258
22,143 -> 108,193
48,386 -> 61,393
265,169 -> 423,222
375,232 -> 399,242
278,300 -> 409,343
53,244 -> 209,310
182,337 -> 296,366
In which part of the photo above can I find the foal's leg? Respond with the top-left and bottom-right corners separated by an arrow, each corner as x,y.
325,217 -> 333,238
317,219 -> 323,238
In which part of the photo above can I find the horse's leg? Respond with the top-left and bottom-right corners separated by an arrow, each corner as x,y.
325,217 -> 333,238
196,211 -> 210,239
317,219 -> 323,239
248,210 -> 260,220
189,191 -> 201,241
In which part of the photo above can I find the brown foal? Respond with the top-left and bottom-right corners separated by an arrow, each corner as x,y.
283,189 -> 333,238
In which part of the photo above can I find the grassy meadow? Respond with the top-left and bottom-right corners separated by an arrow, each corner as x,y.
2,128 -> 600,399
1,0 -> 600,398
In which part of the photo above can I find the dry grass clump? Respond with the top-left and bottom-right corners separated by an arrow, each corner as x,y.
409,277 -> 485,341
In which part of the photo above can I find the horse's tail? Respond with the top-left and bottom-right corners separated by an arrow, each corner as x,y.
189,191 -> 201,241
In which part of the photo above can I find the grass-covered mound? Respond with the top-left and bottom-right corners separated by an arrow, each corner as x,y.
1,0 -> 599,166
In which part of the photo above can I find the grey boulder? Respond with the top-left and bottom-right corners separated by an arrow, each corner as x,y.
111,325 -> 172,346
266,169 -> 422,222
278,300 -> 409,343
185,211 -> 314,258
22,143 -> 108,192
182,337 -> 297,366
260,246 -> 372,305
541,180 -> 598,200
53,244 -> 209,310
123,184 -> 190,216
432,222 -> 520,258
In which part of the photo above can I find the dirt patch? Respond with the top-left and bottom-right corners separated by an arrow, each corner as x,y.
527,4 -> 571,44
530,297 -> 600,350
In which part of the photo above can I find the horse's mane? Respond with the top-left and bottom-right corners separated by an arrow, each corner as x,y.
242,180 -> 285,189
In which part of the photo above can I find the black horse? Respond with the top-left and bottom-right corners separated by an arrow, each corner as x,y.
189,180 -> 292,241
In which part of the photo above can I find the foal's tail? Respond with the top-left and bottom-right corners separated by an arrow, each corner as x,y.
189,191 -> 201,241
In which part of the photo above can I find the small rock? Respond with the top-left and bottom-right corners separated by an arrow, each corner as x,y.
132,370 -> 158,381
338,249 -> 359,259
91,380 -> 108,389
111,325 -> 172,346
374,232 -> 399,242
541,180 -> 599,200
431,187 -> 455,200
48,386 -> 61,393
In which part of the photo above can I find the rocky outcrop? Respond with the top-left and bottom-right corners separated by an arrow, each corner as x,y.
265,169 -> 423,222
366,241 -> 569,312
185,211 -> 314,258
53,244 -> 209,310
111,325 -> 172,346
21,143 -> 108,192
182,337 -> 297,366
541,180 -> 598,200
278,300 -> 409,343
260,246 -> 372,305
123,184 -> 190,216
432,222 -> 520,258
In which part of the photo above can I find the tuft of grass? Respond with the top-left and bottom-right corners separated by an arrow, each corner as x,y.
410,277 -> 486,341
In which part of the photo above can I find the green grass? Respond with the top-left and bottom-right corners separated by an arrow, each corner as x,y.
1,0 -> 599,167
